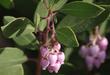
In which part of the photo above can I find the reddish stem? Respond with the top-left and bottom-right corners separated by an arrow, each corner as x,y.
36,50 -> 41,75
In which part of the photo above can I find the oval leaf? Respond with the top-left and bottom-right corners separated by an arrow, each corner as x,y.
1,17 -> 34,38
60,1 -> 105,18
0,64 -> 24,75
56,27 -> 79,47
0,47 -> 27,68
13,33 -> 38,50
52,0 -> 67,11
57,10 -> 109,33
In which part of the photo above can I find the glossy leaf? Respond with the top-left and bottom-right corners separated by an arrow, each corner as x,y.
34,13 -> 41,28
57,10 -> 109,33
38,19 -> 47,31
34,1 -> 48,18
48,0 -> 55,8
61,1 -> 105,18
1,17 -> 34,38
64,48 -> 73,62
83,0 -> 93,3
3,16 -> 16,25
52,0 -> 68,11
56,27 -> 79,47
13,33 -> 38,50
100,18 -> 109,35
0,64 -> 24,75
0,47 -> 27,68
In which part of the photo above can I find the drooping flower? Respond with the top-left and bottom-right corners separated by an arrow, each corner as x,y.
79,45 -> 89,58
40,42 -> 65,73
40,58 -> 49,70
89,45 -> 100,57
85,56 -> 94,71
48,53 -> 57,66
57,52 -> 65,64
97,37 -> 108,51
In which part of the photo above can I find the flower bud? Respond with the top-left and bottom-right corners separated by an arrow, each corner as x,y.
94,58 -> 101,69
98,51 -> 106,63
40,58 -> 49,70
89,45 -> 100,57
97,37 -> 108,51
57,52 -> 65,64
47,66 -> 54,73
53,42 -> 61,51
85,56 -> 94,71
48,53 -> 57,66
79,45 -> 88,58
54,62 -> 61,73
40,46 -> 48,57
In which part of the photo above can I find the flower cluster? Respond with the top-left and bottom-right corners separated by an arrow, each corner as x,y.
79,36 -> 108,71
40,42 -> 65,73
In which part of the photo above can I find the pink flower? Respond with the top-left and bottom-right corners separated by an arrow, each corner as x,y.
48,53 -> 57,66
89,45 -> 100,57
40,58 -> 49,70
47,62 -> 61,73
57,52 -> 65,64
97,37 -> 108,51
85,56 -> 94,71
40,46 -> 49,57
79,45 -> 88,58
53,62 -> 61,73
97,51 -> 106,63
53,42 -> 61,51
94,58 -> 101,69
47,66 -> 54,73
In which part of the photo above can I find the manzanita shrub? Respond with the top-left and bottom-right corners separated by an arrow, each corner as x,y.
0,0 -> 110,75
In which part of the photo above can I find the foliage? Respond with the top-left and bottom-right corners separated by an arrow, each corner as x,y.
0,0 -> 110,75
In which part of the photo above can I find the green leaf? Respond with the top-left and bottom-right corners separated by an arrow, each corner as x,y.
34,1 -> 48,18
3,16 -> 16,25
13,33 -> 38,50
83,0 -> 93,3
100,18 -> 109,35
0,64 -> 24,75
56,27 -> 79,47
60,1 -> 105,18
34,13 -> 41,28
38,19 -> 47,31
0,47 -> 27,68
52,0 -> 67,11
0,0 -> 13,9
1,17 -> 34,38
64,48 -> 73,62
57,10 -> 109,33
48,0 -> 55,8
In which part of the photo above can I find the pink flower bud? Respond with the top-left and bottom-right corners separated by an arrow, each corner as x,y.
40,58 -> 49,70
85,56 -> 94,71
53,42 -> 61,51
94,58 -> 101,69
57,52 -> 65,64
98,51 -> 106,63
97,37 -> 108,51
79,45 -> 88,58
47,66 -> 54,73
40,46 -> 49,57
54,62 -> 61,73
47,62 -> 61,73
89,45 -> 100,57
48,53 -> 57,66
